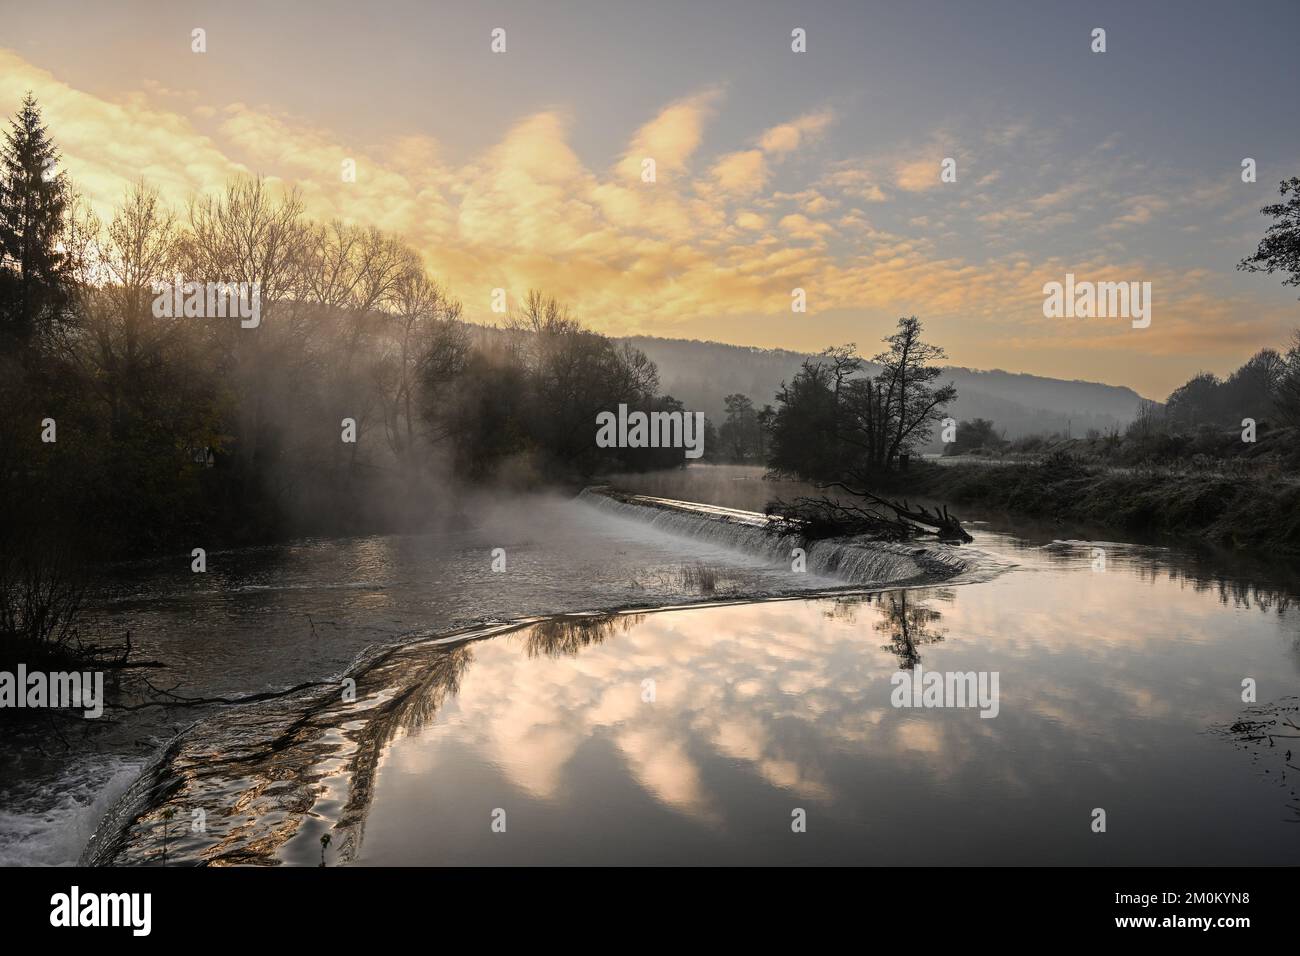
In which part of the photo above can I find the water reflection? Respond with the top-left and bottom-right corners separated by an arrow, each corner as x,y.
994,535 -> 1300,620
819,591 -> 950,667
342,574 -> 1300,865
523,613 -> 645,659
89,559 -> 1300,866
875,591 -> 947,668
12,492 -> 866,866
70,478 -> 1300,867
395,645 -> 474,735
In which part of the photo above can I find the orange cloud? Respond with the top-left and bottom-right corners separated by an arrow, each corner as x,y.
616,89 -> 721,181
1,48 -> 1291,394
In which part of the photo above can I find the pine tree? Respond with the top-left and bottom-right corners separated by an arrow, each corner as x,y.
0,93 -> 71,345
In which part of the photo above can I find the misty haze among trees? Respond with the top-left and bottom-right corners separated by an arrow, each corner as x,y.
4,96 -> 1300,663
628,335 -> 1147,444
0,98 -> 691,558
0,98 -> 698,663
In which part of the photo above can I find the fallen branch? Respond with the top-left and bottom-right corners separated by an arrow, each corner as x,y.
107,676 -> 337,712
765,483 -> 973,543
816,481 -> 973,542
765,495 -> 918,542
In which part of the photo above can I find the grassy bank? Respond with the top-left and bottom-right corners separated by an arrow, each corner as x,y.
877,454 -> 1300,555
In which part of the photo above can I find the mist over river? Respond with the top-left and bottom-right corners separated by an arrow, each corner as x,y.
3,467 -> 1299,866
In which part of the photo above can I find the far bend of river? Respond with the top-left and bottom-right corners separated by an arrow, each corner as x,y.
3,466 -> 1299,866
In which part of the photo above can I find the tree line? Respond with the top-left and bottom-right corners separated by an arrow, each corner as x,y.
717,176 -> 1300,472
0,95 -> 686,577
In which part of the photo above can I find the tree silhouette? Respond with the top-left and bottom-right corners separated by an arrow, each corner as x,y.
874,590 -> 945,668
1239,177 -> 1300,296
0,94 -> 71,345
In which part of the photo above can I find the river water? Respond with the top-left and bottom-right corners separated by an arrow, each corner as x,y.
0,482 -> 878,865
4,467 -> 1299,865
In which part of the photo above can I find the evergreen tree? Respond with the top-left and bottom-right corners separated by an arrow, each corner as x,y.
0,93 -> 71,345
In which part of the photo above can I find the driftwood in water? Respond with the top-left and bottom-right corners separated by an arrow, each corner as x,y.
766,495 -> 915,541
766,481 -> 973,544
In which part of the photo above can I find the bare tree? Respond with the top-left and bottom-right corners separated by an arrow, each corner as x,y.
378,264 -> 465,468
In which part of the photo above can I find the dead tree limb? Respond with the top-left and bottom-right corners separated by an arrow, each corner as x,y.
105,676 -> 338,712
813,481 -> 973,542
765,495 -> 919,542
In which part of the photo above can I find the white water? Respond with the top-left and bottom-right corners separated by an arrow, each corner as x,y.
577,488 -> 971,585
0,755 -> 144,867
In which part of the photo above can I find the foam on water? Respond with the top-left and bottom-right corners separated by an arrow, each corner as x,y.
0,755 -> 145,866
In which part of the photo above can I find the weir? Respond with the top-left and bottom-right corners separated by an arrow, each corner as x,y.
576,487 -> 969,587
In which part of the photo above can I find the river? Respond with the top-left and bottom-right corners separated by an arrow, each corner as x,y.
3,466 -> 1298,865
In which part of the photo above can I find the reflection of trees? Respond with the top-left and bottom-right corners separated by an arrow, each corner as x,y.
395,613 -> 645,743
1027,540 -> 1300,617
328,642 -> 473,861
522,613 -> 644,659
1030,541 -> 1300,665
117,609 -> 657,866
874,590 -> 945,667
822,590 -> 948,666
397,645 -> 474,734
823,594 -> 871,625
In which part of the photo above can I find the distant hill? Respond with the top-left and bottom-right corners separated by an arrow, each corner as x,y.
620,335 -> 1149,444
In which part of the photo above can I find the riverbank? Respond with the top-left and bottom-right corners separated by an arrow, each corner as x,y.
877,454 -> 1300,555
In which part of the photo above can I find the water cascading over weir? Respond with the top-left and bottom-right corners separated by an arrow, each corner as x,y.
575,487 -> 969,588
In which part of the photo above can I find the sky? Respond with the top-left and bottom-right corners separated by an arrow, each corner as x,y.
2,0 -> 1298,399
